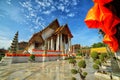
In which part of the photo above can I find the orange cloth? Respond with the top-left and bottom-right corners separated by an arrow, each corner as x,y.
93,0 -> 112,5
85,3 -> 120,32
85,3 -> 101,28
103,34 -> 118,52
85,0 -> 120,52
98,6 -> 120,35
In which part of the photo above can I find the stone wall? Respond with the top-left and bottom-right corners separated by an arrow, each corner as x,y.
12,57 -> 29,63
11,56 -> 61,63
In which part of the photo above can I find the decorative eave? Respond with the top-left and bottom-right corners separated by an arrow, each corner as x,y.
54,24 -> 73,38
28,19 -> 60,45
28,32 -> 44,46
63,24 -> 73,38
40,19 -> 60,33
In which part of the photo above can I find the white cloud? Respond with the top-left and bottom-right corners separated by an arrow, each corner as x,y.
0,27 -> 13,49
43,10 -> 51,14
72,0 -> 78,5
58,4 -> 65,11
0,37 -> 11,49
67,13 -> 75,17
0,14 -> 4,18
6,0 -> 11,5
65,9 -> 70,13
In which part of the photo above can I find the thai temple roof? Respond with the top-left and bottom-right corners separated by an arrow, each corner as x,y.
28,19 -> 73,45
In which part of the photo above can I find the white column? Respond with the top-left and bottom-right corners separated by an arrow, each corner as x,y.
51,38 -> 54,50
63,36 -> 66,54
60,34 -> 63,51
56,34 -> 60,50
68,37 -> 71,51
48,40 -> 50,50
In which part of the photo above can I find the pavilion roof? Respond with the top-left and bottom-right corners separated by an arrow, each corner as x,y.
28,19 -> 73,46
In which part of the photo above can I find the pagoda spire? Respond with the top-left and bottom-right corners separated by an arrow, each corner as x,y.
10,31 -> 19,53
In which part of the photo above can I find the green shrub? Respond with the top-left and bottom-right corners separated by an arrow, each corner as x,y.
95,59 -> 101,66
71,69 -> 78,74
0,56 -> 2,61
93,64 -> 99,70
76,53 -> 82,56
83,72 -> 88,76
78,60 -> 86,68
71,77 -> 76,80
99,53 -> 108,62
69,59 -> 77,64
29,54 -> 35,61
91,52 -> 99,61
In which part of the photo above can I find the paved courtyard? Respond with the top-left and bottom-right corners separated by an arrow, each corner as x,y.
0,59 -> 95,80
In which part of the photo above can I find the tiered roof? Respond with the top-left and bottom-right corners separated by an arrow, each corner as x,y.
28,19 -> 73,45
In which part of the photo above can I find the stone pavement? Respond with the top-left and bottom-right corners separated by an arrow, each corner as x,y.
0,59 -> 95,80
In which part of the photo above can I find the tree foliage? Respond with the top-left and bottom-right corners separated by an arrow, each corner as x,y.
91,52 -> 99,61
78,60 -> 86,68
93,64 -> 99,70
83,72 -> 88,76
70,60 -> 87,80
71,77 -> 76,80
95,59 -> 101,66
91,42 -> 105,48
69,59 -> 77,66
71,69 -> 78,74
99,53 -> 108,62
29,54 -> 35,61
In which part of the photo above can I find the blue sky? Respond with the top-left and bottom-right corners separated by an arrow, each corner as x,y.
0,0 -> 102,49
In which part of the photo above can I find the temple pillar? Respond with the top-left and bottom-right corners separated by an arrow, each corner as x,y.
68,37 -> 71,51
63,35 -> 66,54
51,38 -> 54,50
56,34 -> 60,51
48,40 -> 50,50
60,34 -> 63,51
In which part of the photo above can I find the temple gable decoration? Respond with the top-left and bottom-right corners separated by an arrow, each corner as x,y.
27,19 -> 73,54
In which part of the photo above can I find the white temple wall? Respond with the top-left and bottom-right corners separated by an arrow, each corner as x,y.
42,28 -> 54,40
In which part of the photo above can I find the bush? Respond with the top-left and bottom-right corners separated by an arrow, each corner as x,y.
91,52 -> 99,61
71,69 -> 78,74
76,53 -> 82,56
83,72 -> 88,76
0,56 -> 2,61
29,54 -> 35,61
95,59 -> 101,66
93,64 -> 99,70
71,77 -> 76,80
99,53 -> 108,62
78,60 -> 86,68
69,59 -> 77,64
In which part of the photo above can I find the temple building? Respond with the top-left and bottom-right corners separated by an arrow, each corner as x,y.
27,19 -> 73,54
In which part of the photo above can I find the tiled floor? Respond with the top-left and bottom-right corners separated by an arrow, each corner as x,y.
0,59 -> 95,80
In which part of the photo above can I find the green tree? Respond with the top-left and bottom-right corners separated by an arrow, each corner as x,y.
71,60 -> 87,80
29,54 -> 35,61
78,60 -> 86,68
99,53 -> 108,63
91,52 -> 99,61
92,42 -> 105,48
69,59 -> 77,66
95,59 -> 101,66
93,64 -> 99,70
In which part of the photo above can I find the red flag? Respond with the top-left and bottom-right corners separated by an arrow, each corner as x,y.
93,0 -> 112,5
84,3 -> 101,28
103,34 -> 118,52
85,0 -> 120,52
98,6 -> 120,35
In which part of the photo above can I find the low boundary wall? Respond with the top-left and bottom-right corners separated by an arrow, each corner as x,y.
5,53 -> 67,63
